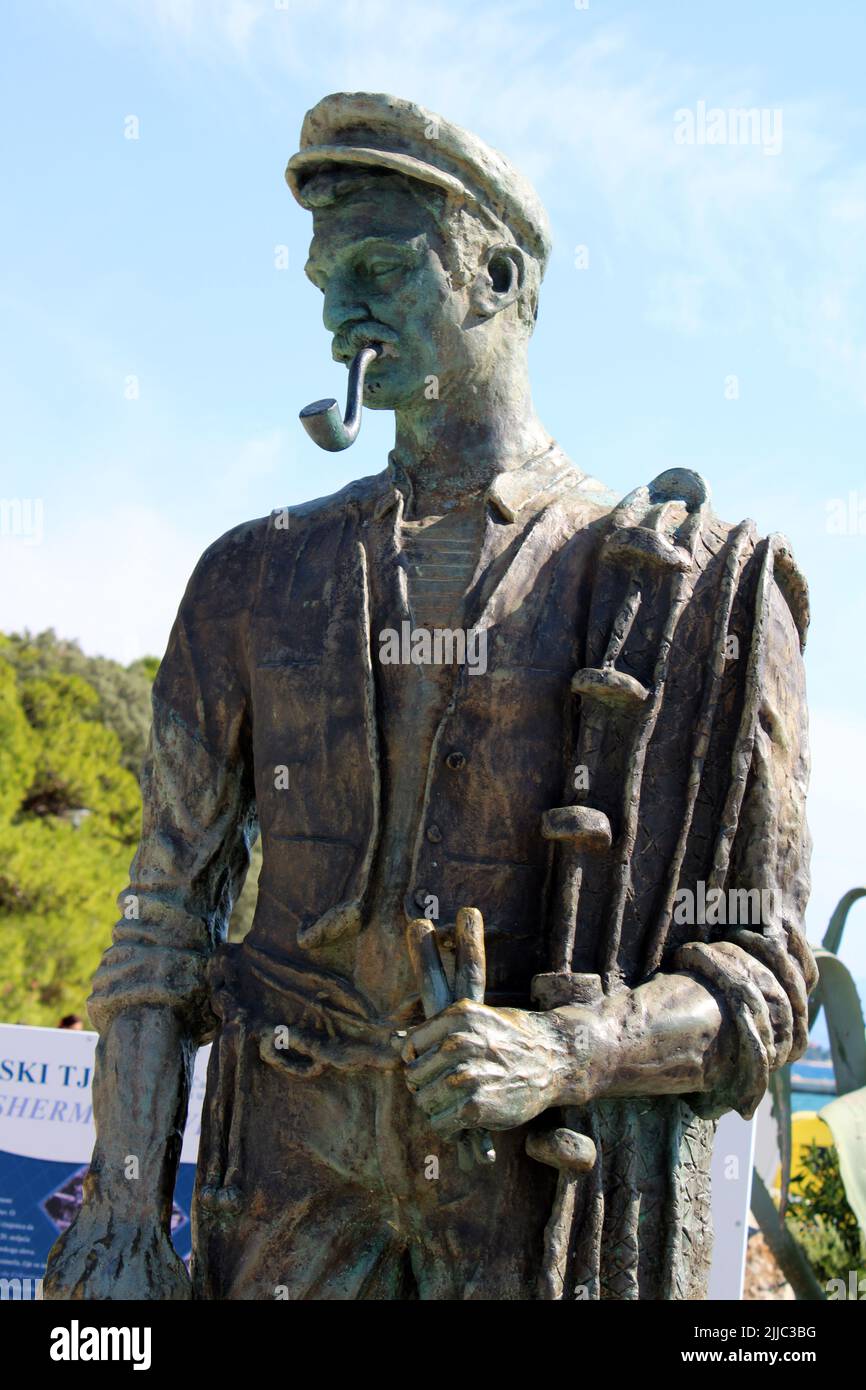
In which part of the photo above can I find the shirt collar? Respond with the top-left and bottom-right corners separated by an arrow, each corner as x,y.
373,444 -> 583,524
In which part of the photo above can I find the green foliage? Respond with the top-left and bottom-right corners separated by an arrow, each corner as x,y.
228,837 -> 262,943
788,1220 -> 865,1295
128,655 -> 161,684
4,630 -> 157,775
820,1085 -> 866,1245
18,671 -> 140,838
0,654 -> 36,822
0,819 -> 134,1023
0,630 -> 157,1026
0,628 -> 253,1027
753,888 -> 866,1299
786,1141 -> 866,1285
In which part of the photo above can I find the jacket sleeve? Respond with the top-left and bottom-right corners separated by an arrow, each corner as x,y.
87,520 -> 263,1042
673,537 -> 818,1120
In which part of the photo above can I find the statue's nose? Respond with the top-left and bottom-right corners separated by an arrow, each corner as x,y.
322,273 -> 370,338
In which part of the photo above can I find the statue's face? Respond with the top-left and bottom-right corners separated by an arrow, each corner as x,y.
305,182 -> 473,411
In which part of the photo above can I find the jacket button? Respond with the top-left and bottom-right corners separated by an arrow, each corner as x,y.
426,824 -> 442,843
445,750 -> 467,770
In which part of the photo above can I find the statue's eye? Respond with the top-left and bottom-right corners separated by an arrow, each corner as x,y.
365,258 -> 401,279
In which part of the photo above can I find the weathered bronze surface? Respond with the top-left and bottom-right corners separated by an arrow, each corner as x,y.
44,92 -> 816,1301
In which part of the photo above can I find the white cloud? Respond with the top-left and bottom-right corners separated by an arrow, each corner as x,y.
0,503 -> 204,664
60,0 -> 866,399
0,421 -> 300,663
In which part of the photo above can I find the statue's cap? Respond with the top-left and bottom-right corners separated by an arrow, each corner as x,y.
286,91 -> 551,273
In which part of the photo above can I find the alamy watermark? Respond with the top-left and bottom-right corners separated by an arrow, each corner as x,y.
825,490 -> 866,535
674,101 -> 783,156
0,498 -> 43,546
1,1276 -> 43,1300
826,1271 -> 866,1300
378,622 -> 487,675
49,1320 -> 151,1369
672,882 -> 774,927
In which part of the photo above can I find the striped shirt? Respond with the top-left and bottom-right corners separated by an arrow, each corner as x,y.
400,502 -> 486,632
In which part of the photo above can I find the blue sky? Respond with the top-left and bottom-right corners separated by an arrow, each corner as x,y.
1,0 -> 865,994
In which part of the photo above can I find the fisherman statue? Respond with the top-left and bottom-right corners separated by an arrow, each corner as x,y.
45,92 -> 816,1301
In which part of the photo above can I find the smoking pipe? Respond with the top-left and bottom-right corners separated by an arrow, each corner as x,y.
299,343 -> 380,451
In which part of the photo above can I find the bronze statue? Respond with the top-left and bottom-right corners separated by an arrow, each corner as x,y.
44,92 -> 816,1301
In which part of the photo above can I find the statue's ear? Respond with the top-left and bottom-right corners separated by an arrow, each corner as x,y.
470,244 -> 525,318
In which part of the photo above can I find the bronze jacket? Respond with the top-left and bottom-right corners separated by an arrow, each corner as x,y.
88,447 -> 816,1295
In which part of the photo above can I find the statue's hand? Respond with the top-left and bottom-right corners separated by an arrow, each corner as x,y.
402,1000 -> 593,1136
43,1199 -> 191,1301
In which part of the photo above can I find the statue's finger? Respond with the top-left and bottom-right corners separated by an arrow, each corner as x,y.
404,1031 -> 481,1084
454,906 -> 486,1003
403,1005 -> 466,1058
427,1097 -> 472,1139
405,917 -> 452,1018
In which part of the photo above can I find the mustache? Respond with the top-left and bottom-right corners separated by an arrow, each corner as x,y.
331,320 -> 398,363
